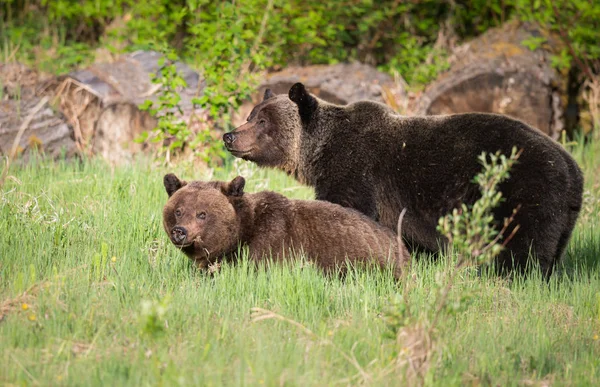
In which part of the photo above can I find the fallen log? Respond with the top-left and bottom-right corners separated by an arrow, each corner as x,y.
0,63 -> 77,160
0,94 -> 77,160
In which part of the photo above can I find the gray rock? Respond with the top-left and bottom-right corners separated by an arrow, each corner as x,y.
259,62 -> 406,105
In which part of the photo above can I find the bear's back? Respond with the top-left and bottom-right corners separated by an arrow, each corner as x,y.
288,199 -> 399,265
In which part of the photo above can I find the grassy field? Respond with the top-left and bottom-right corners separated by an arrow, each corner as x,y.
1,138 -> 599,386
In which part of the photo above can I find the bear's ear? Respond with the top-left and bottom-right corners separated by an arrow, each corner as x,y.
289,82 -> 318,125
223,176 -> 245,197
164,173 -> 187,197
263,88 -> 275,101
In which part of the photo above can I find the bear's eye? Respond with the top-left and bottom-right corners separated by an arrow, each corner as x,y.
175,209 -> 182,217
258,119 -> 266,125
197,212 -> 206,220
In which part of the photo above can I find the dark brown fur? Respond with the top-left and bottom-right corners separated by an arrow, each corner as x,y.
162,174 -> 410,278
223,85 -> 584,277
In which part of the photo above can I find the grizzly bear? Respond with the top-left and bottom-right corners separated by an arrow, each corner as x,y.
162,173 -> 411,278
222,83 -> 584,276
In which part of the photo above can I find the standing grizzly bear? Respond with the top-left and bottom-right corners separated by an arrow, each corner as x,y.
162,173 -> 411,278
222,84 -> 584,276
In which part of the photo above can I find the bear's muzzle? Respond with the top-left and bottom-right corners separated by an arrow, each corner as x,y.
171,226 -> 188,245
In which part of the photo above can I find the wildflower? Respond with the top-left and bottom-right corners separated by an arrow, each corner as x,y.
594,334 -> 599,341
111,256 -> 117,263
28,314 -> 36,321
21,303 -> 29,311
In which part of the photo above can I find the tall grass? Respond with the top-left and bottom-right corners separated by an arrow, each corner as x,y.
1,139 -> 599,385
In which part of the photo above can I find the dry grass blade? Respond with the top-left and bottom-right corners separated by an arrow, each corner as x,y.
396,324 -> 434,383
0,264 -> 88,321
250,307 -> 372,383
9,96 -> 49,159
250,307 -> 315,336
3,40 -> 22,63
397,208 -> 410,277
9,353 -> 40,385
138,82 -> 163,99
49,77 -> 102,153
381,84 -> 400,112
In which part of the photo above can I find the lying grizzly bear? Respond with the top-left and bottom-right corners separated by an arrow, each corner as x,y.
222,84 -> 584,276
162,173 -> 411,278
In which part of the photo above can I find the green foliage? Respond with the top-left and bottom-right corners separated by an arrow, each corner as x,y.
438,147 -> 521,265
0,1 -> 477,86
139,296 -> 172,338
450,0 -> 513,37
486,0 -> 597,77
449,0 -> 600,76
136,48 -> 229,164
137,51 -> 191,157
383,36 -> 451,88
2,0 -> 126,72
4,1 -> 599,78
183,1 -> 271,129
130,2 -> 273,164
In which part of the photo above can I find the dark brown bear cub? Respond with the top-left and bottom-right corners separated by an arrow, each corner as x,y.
162,173 -> 411,278
223,84 -> 584,277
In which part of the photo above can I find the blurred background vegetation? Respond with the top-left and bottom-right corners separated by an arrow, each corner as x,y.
2,0 -> 598,82
1,0 -> 599,163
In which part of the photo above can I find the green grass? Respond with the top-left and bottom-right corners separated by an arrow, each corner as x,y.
1,140 -> 600,386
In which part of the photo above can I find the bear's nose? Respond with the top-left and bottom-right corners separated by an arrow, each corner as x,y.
171,226 -> 187,244
223,132 -> 236,145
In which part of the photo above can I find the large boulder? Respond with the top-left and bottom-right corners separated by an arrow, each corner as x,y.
259,62 -> 405,105
233,62 -> 408,127
415,21 -> 567,139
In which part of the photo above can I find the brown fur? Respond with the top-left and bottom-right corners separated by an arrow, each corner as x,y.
162,174 -> 410,278
223,85 -> 584,277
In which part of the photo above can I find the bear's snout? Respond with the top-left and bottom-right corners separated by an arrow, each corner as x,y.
171,226 -> 188,244
223,132 -> 236,146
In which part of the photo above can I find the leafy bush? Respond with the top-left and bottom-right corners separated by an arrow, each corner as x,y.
437,147 -> 521,264
136,49 -> 228,165
4,1 -> 599,80
137,51 -> 192,159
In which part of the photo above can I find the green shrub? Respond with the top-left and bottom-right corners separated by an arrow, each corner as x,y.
4,1 -> 599,80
